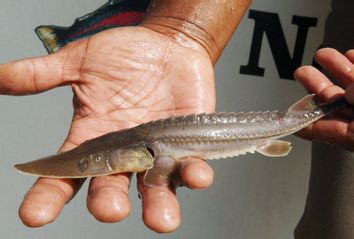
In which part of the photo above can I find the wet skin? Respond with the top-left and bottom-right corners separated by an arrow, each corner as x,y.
1,0 -> 253,233
0,27 -> 215,232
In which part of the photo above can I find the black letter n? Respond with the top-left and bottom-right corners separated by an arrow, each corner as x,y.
240,10 -> 317,80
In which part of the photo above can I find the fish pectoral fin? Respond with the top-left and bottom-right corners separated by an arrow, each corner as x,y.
143,157 -> 181,188
256,140 -> 292,157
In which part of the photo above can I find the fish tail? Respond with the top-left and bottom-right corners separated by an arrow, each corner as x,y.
287,94 -> 317,115
287,94 -> 349,116
35,26 -> 64,54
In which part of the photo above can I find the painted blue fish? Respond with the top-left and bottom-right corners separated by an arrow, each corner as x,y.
36,0 -> 151,53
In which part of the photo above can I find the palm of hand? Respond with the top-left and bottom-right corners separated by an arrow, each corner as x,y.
0,26 -> 215,232
63,27 -> 215,146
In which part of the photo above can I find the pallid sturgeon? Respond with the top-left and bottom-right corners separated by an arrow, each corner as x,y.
15,94 -> 349,186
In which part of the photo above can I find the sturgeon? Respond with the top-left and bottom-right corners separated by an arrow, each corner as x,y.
15,94 -> 349,186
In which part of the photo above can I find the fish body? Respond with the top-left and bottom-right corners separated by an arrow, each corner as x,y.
36,0 -> 150,53
138,95 -> 347,160
15,95 -> 349,179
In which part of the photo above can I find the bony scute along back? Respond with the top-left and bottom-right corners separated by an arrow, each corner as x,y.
15,94 -> 350,187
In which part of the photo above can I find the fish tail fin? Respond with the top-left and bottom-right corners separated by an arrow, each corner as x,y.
287,94 -> 349,116
287,94 -> 317,115
35,26 -> 63,54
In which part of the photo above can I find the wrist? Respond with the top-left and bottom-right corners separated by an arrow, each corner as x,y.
140,0 -> 251,64
140,17 -> 219,64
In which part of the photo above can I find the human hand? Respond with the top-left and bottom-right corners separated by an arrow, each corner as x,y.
0,26 -> 215,232
295,48 -> 354,151
346,82 -> 354,105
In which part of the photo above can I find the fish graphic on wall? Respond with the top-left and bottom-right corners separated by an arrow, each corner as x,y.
36,0 -> 151,53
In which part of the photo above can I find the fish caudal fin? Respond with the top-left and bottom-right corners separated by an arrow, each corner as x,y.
287,94 -> 349,116
35,26 -> 62,54
287,94 -> 316,115
257,140 -> 292,157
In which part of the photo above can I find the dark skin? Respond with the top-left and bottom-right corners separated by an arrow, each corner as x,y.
141,0 -> 252,63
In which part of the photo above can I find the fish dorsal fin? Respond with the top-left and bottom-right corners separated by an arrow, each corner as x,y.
257,140 -> 292,157
287,94 -> 316,114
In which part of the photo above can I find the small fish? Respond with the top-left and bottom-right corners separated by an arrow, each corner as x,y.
36,0 -> 150,53
15,94 -> 350,185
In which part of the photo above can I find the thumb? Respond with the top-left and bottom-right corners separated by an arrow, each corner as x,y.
0,44 -> 83,95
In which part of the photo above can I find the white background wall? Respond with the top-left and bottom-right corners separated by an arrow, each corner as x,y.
0,0 -> 331,238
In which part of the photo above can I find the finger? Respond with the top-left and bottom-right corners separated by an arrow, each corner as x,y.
316,84 -> 345,102
345,83 -> 354,105
18,142 -> 84,227
180,158 -> 214,190
294,65 -> 333,94
297,119 -> 354,151
315,48 -> 354,87
345,49 -> 354,63
137,174 -> 180,233
19,178 -> 83,227
0,41 -> 84,95
294,66 -> 345,102
86,173 -> 131,222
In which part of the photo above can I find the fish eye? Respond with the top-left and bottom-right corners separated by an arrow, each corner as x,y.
94,156 -> 102,162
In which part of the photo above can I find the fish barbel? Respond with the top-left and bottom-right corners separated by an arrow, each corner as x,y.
15,94 -> 349,184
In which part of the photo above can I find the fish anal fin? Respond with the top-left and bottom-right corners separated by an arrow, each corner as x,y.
257,140 -> 292,157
